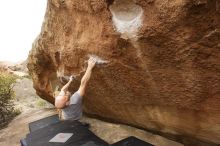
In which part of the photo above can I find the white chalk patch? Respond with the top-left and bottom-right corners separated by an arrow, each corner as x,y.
110,0 -> 143,40
88,54 -> 109,65
49,133 -> 73,143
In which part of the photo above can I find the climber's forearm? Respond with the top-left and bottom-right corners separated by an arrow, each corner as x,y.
81,68 -> 92,86
78,58 -> 96,97
61,80 -> 72,92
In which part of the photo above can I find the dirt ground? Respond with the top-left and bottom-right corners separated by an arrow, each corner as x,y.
0,78 -> 183,146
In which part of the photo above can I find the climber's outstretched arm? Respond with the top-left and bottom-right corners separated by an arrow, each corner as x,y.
77,58 -> 96,97
61,76 -> 74,92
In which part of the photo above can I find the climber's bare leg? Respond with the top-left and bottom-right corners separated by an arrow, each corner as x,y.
77,58 -> 96,97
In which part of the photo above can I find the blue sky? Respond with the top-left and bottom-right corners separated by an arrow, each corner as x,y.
0,0 -> 47,63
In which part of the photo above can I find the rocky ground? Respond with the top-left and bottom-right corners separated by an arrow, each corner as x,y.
0,69 -> 183,146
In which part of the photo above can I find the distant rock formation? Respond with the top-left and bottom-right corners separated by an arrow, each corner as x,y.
0,61 -> 14,71
8,60 -> 28,73
0,60 -> 28,77
27,0 -> 220,145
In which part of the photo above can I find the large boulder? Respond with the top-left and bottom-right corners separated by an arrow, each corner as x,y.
28,0 -> 220,145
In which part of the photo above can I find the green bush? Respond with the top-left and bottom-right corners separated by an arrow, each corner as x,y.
36,98 -> 47,107
0,72 -> 20,128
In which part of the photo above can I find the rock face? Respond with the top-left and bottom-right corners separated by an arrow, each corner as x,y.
28,0 -> 220,145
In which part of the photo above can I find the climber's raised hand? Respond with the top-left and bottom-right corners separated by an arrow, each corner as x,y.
88,58 -> 96,70
69,75 -> 74,82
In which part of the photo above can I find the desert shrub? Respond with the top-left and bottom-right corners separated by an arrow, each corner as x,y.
0,71 -> 20,128
22,74 -> 31,79
36,98 -> 47,107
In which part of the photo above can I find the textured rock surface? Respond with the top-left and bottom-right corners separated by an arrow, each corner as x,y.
28,0 -> 220,145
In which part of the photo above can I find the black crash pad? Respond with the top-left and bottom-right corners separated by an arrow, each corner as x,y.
111,136 -> 154,146
29,114 -> 60,132
26,120 -> 109,146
